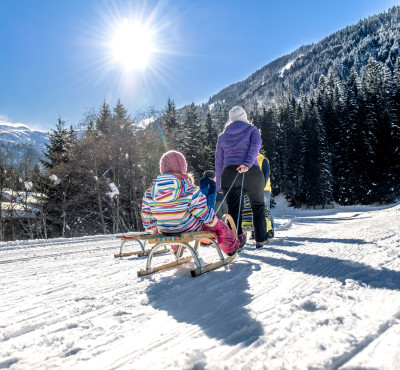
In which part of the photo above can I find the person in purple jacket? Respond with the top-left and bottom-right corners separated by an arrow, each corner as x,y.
215,106 -> 269,248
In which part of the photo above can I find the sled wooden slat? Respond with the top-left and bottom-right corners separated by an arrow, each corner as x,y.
114,235 -> 149,259
117,231 -> 215,243
114,249 -> 168,258
144,231 -> 215,244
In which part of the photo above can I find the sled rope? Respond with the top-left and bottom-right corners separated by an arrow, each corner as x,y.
237,172 -> 245,230
215,172 -> 239,214
215,171 -> 245,236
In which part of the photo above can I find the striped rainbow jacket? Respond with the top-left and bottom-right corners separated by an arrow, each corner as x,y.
141,174 -> 218,234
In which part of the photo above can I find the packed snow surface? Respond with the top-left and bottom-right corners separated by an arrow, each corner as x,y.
1,198 -> 400,369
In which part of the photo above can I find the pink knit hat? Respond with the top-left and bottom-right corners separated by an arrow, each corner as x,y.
159,150 -> 187,174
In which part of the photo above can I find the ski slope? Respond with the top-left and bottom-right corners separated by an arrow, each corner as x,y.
1,197 -> 400,369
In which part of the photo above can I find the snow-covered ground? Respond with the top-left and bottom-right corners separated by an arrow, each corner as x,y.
1,197 -> 400,369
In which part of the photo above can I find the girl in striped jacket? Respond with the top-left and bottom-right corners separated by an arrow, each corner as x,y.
141,151 -> 240,256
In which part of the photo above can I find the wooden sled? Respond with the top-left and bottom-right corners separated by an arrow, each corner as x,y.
132,214 -> 239,278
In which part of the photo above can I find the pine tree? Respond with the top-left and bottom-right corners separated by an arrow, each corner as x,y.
361,57 -> 392,202
336,69 -> 360,204
161,97 -> 181,151
286,100 -> 304,206
268,103 -> 285,196
298,97 -> 320,207
259,106 -> 285,201
181,103 -> 204,180
315,75 -> 334,205
374,62 -> 399,202
259,107 -> 276,160
391,59 -> 400,195
41,118 -> 73,169
214,104 -> 228,133
315,103 -> 333,206
113,99 -> 131,135
40,118 -> 78,237
250,99 -> 262,129
201,110 -> 218,170
282,95 -> 301,205
113,100 -> 143,232
96,101 -> 113,136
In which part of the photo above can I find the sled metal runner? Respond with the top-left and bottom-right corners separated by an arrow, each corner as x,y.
116,215 -> 239,277
136,231 -> 238,278
114,234 -> 169,258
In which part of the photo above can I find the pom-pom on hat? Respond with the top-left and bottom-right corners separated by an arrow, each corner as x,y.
229,106 -> 248,123
160,150 -> 187,174
203,170 -> 215,178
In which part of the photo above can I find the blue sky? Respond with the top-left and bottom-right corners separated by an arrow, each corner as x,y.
1,0 -> 399,131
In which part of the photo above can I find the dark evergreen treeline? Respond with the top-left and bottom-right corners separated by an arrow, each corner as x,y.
256,56 -> 400,207
1,55 -> 399,240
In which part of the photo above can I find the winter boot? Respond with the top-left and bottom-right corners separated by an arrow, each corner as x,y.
238,234 -> 247,248
255,239 -> 269,248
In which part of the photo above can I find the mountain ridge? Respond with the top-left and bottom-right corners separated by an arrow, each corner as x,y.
190,5 -> 400,116
0,120 -> 48,165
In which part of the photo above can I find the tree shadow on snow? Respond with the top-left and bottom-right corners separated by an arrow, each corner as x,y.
145,261 -> 264,346
271,236 -> 369,247
283,216 -> 371,225
273,202 -> 400,219
246,247 -> 400,291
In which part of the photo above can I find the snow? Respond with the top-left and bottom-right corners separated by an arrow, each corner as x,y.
0,118 -> 47,133
280,57 -> 300,77
138,117 -> 155,128
1,198 -> 400,369
106,182 -> 119,198
24,182 -> 33,191
0,120 -> 47,147
1,189 -> 42,205
0,121 -> 31,130
208,100 -> 225,111
49,174 -> 61,185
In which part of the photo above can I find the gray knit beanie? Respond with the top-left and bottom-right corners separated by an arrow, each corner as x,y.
229,106 -> 248,122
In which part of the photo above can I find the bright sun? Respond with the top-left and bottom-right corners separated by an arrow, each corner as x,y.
112,19 -> 154,70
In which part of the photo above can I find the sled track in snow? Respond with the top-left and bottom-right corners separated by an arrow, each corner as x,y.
0,247 -> 117,265
0,235 -> 119,252
0,236 -> 122,265
332,311 -> 400,369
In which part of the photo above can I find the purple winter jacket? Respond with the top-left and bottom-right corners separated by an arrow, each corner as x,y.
215,120 -> 262,191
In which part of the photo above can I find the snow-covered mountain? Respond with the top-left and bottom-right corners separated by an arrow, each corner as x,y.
0,120 -> 48,165
1,197 -> 399,369
188,6 -> 400,117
